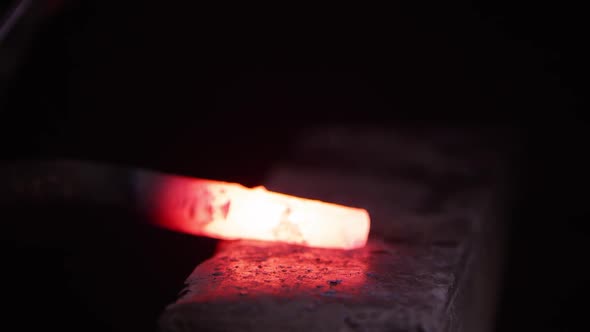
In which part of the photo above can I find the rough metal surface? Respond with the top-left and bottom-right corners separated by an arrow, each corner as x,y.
159,239 -> 468,332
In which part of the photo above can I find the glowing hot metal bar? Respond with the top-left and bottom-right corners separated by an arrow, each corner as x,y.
134,172 -> 370,249
1,160 -> 370,250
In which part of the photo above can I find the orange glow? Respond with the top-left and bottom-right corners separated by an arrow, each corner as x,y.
134,173 -> 370,249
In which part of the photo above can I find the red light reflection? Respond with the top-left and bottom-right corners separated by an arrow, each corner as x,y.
177,240 -> 368,303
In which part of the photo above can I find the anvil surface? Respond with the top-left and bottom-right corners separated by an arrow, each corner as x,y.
160,239 -> 469,332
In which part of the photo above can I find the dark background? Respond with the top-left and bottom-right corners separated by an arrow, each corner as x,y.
1,1 -> 587,331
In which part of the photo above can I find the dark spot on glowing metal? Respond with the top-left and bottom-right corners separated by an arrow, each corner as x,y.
220,201 -> 230,219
